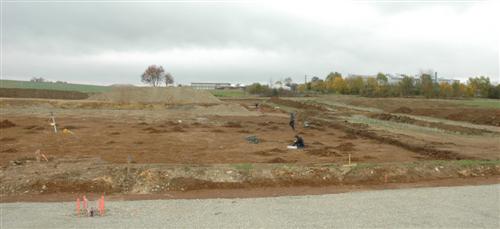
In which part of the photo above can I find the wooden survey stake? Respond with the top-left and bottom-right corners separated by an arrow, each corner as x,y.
50,112 -> 58,133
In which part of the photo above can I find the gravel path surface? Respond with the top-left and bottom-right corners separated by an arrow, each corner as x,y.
2,184 -> 499,228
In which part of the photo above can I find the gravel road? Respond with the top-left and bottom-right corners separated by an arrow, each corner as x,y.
2,184 -> 499,228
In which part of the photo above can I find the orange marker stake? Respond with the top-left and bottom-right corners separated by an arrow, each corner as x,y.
76,197 -> 81,216
99,194 -> 105,216
83,195 -> 88,212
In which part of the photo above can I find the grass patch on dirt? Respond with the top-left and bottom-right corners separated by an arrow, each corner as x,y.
232,163 -> 254,173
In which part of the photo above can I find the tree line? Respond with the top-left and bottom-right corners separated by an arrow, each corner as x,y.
246,72 -> 499,99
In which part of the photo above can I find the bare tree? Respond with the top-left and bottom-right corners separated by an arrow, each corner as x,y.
141,65 -> 165,87
284,77 -> 293,86
165,72 -> 174,86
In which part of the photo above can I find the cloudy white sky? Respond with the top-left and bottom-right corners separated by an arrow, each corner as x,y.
1,0 -> 499,85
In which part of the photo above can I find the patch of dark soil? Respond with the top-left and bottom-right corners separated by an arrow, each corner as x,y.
268,157 -> 288,163
267,125 -> 280,130
269,148 -> 286,153
137,122 -> 148,126
340,134 -> 358,140
311,141 -> 324,146
1,148 -> 17,153
393,106 -> 412,113
0,137 -> 16,142
24,125 -> 38,130
143,127 -> 167,134
0,119 -> 16,128
254,150 -> 273,156
212,129 -> 225,133
336,142 -> 355,151
63,125 -> 84,129
171,126 -> 185,132
106,141 -> 116,145
110,132 -> 120,135
224,121 -> 243,128
237,130 -> 251,134
134,141 -> 144,145
306,147 -> 340,157
25,130 -> 37,134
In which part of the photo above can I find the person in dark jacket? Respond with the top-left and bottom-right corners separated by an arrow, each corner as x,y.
291,135 -> 305,149
289,112 -> 296,131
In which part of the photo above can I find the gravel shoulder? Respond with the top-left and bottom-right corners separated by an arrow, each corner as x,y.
2,184 -> 499,228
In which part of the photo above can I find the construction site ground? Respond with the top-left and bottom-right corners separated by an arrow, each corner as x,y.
1,94 -> 499,202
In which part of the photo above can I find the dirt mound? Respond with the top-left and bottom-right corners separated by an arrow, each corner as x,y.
0,119 -> 16,128
89,87 -> 221,104
393,106 -> 413,113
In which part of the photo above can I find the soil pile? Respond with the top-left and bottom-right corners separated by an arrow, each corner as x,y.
89,87 -> 221,104
0,119 -> 16,128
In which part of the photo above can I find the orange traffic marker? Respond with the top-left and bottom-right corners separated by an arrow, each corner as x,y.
83,195 -> 88,211
99,194 -> 105,216
76,197 -> 81,216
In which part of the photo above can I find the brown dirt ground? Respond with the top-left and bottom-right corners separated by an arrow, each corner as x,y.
0,114 -> 421,166
323,96 -> 500,126
1,97 -> 499,200
2,176 -> 498,203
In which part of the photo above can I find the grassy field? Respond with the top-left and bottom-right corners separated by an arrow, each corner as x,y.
0,79 -> 111,93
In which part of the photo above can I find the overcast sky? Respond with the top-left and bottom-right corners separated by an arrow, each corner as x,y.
2,0 -> 499,85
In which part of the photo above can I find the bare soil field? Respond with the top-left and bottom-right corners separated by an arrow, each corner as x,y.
314,95 -> 500,126
1,92 -> 499,201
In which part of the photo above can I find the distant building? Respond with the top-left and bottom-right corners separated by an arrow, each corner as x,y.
436,78 -> 459,84
270,81 -> 291,90
386,73 -> 413,85
344,72 -> 462,85
348,73 -> 409,85
190,82 -> 231,90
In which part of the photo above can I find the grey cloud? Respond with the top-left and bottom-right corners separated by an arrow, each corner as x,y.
3,2 -> 498,85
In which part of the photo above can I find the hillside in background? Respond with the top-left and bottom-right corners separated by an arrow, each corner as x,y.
0,79 -> 111,93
